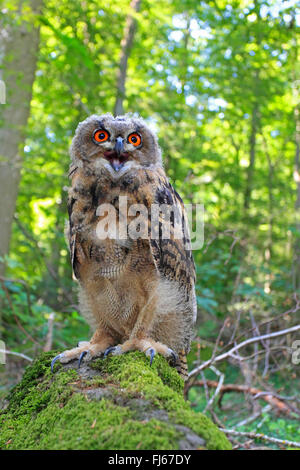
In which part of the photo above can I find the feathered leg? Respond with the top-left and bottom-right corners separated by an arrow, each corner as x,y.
104,291 -> 178,366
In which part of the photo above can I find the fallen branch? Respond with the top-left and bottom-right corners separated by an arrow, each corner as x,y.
185,380 -> 291,414
221,429 -> 300,449
188,324 -> 300,380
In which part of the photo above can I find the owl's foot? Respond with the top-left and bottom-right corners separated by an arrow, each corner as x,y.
104,338 -> 178,367
51,341 -> 111,372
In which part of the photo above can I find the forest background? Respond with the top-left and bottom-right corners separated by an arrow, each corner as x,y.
0,0 -> 299,449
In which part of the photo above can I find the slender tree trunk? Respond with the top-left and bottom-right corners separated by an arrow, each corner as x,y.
264,155 -> 274,294
244,15 -> 261,211
244,100 -> 259,210
0,0 -> 43,278
291,16 -> 300,290
113,0 -> 141,117
293,105 -> 300,290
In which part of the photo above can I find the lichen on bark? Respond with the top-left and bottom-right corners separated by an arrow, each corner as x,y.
0,351 -> 231,450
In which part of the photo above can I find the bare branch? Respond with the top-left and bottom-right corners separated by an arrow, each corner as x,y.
0,349 -> 33,362
185,379 -> 291,414
203,366 -> 224,413
188,324 -> 300,380
234,405 -> 271,428
221,429 -> 300,449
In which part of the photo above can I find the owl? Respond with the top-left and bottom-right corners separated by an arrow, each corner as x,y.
51,113 -> 197,380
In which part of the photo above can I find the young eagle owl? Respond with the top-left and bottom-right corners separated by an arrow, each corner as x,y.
51,113 -> 197,379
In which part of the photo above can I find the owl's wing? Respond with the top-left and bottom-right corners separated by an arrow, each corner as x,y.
66,194 -> 79,280
66,164 -> 78,277
148,174 -> 197,323
66,166 -> 88,280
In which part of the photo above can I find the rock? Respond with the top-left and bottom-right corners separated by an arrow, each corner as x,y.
0,351 -> 231,450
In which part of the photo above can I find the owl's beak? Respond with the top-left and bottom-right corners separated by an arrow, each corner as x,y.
111,137 -> 125,171
115,136 -> 124,156
104,137 -> 127,172
110,159 -> 124,172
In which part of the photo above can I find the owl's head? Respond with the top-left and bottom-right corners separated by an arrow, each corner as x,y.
70,113 -> 162,176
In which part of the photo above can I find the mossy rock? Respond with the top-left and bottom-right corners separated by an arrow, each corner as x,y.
0,351 -> 231,450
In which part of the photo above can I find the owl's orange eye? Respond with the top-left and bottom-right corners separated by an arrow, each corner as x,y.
128,133 -> 142,147
93,129 -> 109,143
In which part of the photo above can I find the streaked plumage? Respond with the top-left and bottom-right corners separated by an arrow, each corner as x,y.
52,113 -> 197,379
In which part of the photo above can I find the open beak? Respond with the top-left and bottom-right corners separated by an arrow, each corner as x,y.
110,159 -> 124,172
104,137 -> 129,172
109,137 -> 125,172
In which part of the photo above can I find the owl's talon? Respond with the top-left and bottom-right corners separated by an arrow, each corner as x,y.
145,347 -> 155,366
78,350 -> 88,368
51,353 -> 64,373
104,346 -> 116,357
169,350 -> 178,367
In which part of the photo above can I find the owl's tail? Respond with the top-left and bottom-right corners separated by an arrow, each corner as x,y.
175,350 -> 188,381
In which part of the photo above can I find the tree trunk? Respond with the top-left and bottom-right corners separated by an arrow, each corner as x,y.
244,100 -> 259,210
0,351 -> 231,450
293,105 -> 300,290
291,19 -> 300,291
113,0 -> 141,117
0,0 -> 43,277
263,136 -> 275,294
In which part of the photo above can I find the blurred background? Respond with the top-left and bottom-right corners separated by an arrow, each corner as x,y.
0,0 -> 299,449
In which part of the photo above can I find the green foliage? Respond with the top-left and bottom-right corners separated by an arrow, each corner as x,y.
2,0 -> 297,349
188,368 -> 300,449
1,0 -> 299,450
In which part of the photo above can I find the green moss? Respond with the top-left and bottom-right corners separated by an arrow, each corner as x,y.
4,352 -> 76,419
170,410 -> 232,451
92,352 -> 186,412
0,351 -> 231,450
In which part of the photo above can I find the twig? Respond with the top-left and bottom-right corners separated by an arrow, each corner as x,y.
233,344 -> 258,413
229,306 -> 242,344
0,278 -> 40,346
220,429 -> 300,449
253,391 -> 300,404
200,370 -> 210,404
234,405 -> 271,428
253,391 -> 300,416
185,380 -> 292,414
203,366 -> 224,413
224,234 -> 240,265
203,229 -> 240,255
0,349 -> 33,362
211,316 -> 230,361
67,85 -> 91,115
223,295 -> 300,357
0,275 -> 33,317
43,312 -> 55,352
231,345 -> 291,362
250,312 -> 279,374
250,312 -> 259,374
263,322 -> 271,377
188,324 -> 300,379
